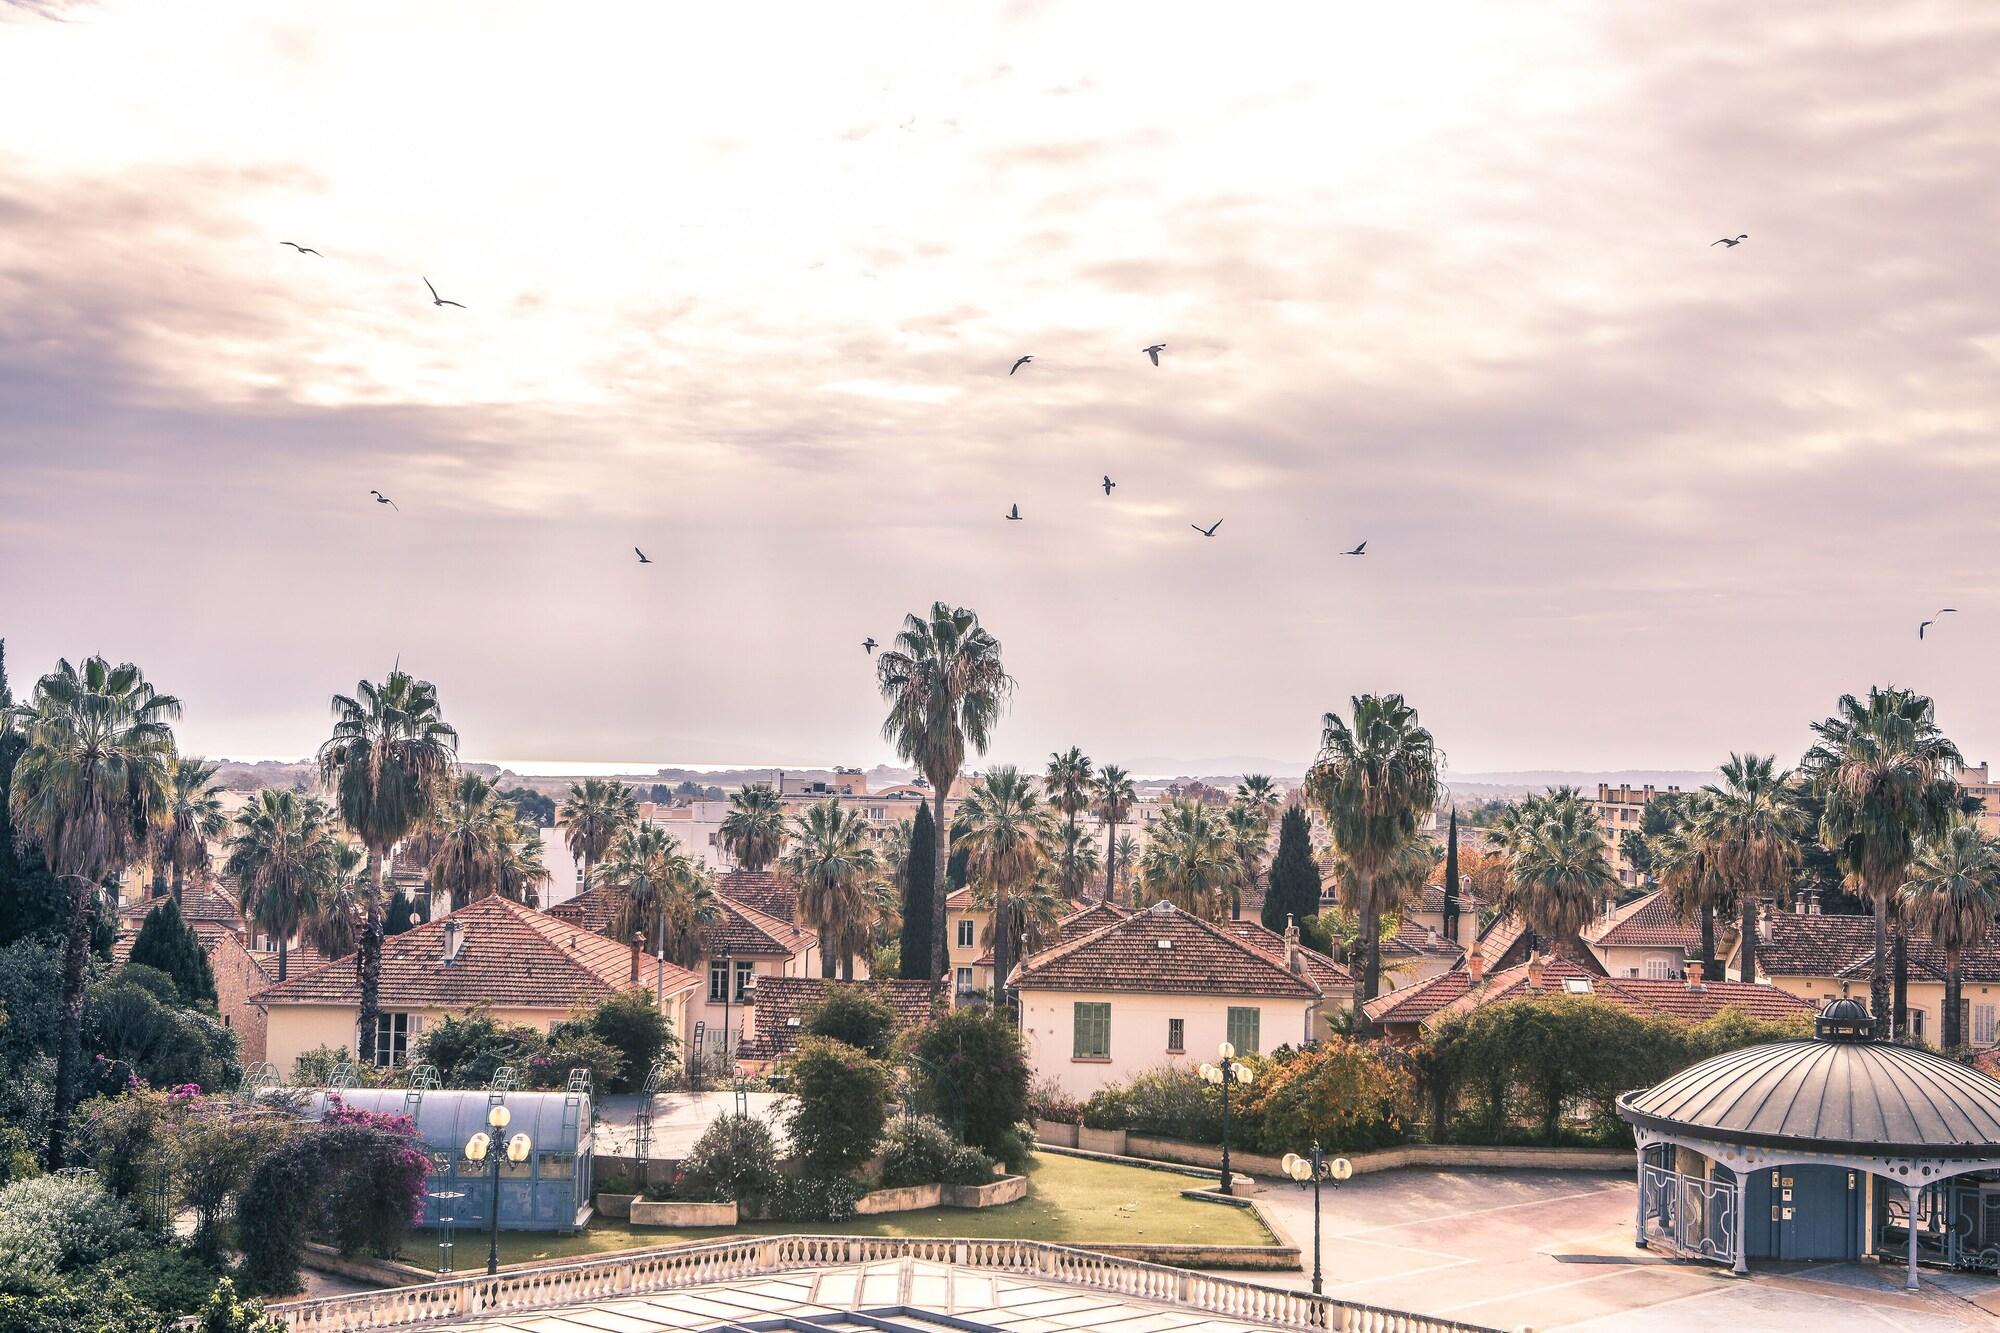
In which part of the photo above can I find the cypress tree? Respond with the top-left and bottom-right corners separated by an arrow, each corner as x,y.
384,890 -> 426,937
899,804 -> 937,979
1442,807 -> 1461,942
126,897 -> 217,1007
1262,806 -> 1322,933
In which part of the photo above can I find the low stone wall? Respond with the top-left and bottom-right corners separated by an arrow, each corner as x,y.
855,1182 -> 943,1214
1120,1134 -> 1628,1178
296,1242 -> 433,1290
1073,1242 -> 1300,1271
595,1192 -> 637,1220
1033,1119 -> 1079,1147
855,1174 -> 1029,1215
630,1199 -> 738,1227
1077,1126 -> 1128,1155
592,1153 -> 680,1190
948,1174 -> 1027,1207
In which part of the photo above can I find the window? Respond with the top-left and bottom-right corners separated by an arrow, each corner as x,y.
1226,1006 -> 1261,1056
1167,1018 -> 1185,1052
1073,1002 -> 1111,1059
709,961 -> 730,1002
735,961 -> 754,1000
1910,1008 -> 1927,1041
538,1151 -> 576,1181
957,920 -> 976,949
372,1012 -> 410,1067
1642,955 -> 1677,981
955,966 -> 974,997
1976,1004 -> 1997,1047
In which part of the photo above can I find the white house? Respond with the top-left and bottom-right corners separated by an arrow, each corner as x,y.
1011,900 -> 1325,1100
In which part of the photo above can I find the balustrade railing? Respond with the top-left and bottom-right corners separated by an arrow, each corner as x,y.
198,1235 -> 1501,1333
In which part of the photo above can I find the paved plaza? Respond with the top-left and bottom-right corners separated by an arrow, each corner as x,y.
1244,1166 -> 2000,1331
591,1091 -> 789,1158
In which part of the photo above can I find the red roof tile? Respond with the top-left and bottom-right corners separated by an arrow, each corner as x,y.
719,869 -> 798,924
118,881 -> 246,933
737,977 -> 944,1061
1222,920 -> 1355,992
1012,901 -> 1319,999
1592,891 -> 1701,950
1596,977 -> 1815,1023
1363,968 -> 1475,1026
548,884 -> 813,957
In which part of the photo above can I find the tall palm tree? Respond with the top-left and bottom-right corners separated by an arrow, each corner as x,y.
957,766 -> 1057,1003
1236,775 -> 1282,827
1802,686 -> 1963,1036
1699,754 -> 1806,984
1138,798 -> 1237,918
603,825 -> 721,967
1303,694 -> 1441,1020
302,840 -> 367,961
1652,791 -> 1725,978
559,778 -> 638,893
1090,765 -> 1136,903
980,863 -> 1069,970
1114,833 -> 1139,897
427,771 -> 507,912
1056,822 -> 1100,894
316,669 -> 458,1066
492,807 -> 549,908
1042,748 -> 1094,897
8,656 -> 180,1167
876,602 -> 1012,977
156,754 -> 226,904
719,782 -> 786,871
784,798 -> 879,979
1900,820 -> 2000,1050
227,788 -> 342,982
1224,801 -> 1269,921
1504,792 -> 1618,962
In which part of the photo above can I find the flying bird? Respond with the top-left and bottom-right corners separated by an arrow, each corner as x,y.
1006,504 -> 1023,521
1009,356 -> 1033,375
1342,541 -> 1367,556
369,490 -> 398,511
1711,234 -> 1748,247
1102,475 -> 1116,496
1192,519 -> 1222,537
424,277 -> 465,308
1143,344 -> 1165,366
863,637 -> 878,654
280,241 -> 321,256
634,547 -> 652,564
1919,608 -> 1958,639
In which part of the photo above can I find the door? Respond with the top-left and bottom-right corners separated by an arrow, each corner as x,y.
1765,1165 -> 1861,1260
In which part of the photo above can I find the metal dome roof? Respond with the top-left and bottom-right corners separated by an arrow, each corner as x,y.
1618,1034 -> 2000,1157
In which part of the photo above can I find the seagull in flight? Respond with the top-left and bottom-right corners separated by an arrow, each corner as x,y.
1711,234 -> 1748,247
425,277 -> 466,308
1006,504 -> 1023,521
863,637 -> 878,654
1102,475 -> 1116,496
1920,608 -> 1958,639
1192,519 -> 1222,538
1009,356 -> 1033,375
1143,344 -> 1165,367
1342,540 -> 1368,556
634,547 -> 652,564
369,490 -> 398,511
280,241 -> 321,257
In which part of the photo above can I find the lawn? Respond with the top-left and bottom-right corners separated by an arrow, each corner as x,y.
408,1151 -> 1273,1272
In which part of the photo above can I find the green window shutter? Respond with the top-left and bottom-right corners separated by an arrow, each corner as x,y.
1074,1002 -> 1110,1058
1227,1006 -> 1261,1055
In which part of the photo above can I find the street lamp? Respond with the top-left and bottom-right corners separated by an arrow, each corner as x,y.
1198,1043 -> 1255,1195
718,946 -> 735,1078
1281,1145 -> 1353,1296
464,1102 -> 531,1275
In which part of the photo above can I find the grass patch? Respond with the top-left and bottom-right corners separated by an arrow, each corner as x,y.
408,1151 -> 1273,1271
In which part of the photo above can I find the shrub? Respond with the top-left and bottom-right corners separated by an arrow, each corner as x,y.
0,1173 -> 141,1290
190,1277 -> 285,1332
316,1099 -> 431,1258
586,989 -> 672,1093
783,1037 -> 889,1176
1243,1036 -> 1416,1153
772,1172 -> 864,1223
678,1114 -> 782,1213
413,1011 -> 547,1087
1109,1065 -> 1228,1142
0,1125 -> 38,1188
801,989 -> 898,1059
1080,1084 -> 1132,1130
76,1091 -> 172,1202
909,1007 -> 1029,1162
877,1115 -> 995,1189
171,1104 -> 292,1261
530,1022 -> 625,1094
0,1282 -> 159,1332
126,899 -> 217,1008
1027,1078 -> 1083,1126
289,1045 -> 392,1088
85,977 -> 241,1094
105,1242 -> 224,1315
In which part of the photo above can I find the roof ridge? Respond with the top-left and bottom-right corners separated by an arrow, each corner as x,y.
717,891 -> 810,949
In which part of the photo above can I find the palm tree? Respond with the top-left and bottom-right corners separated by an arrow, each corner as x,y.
1056,822 -> 1101,894
1699,754 -> 1806,984
559,778 -> 638,893
492,807 -> 549,908
876,602 -> 1012,977
1504,792 -> 1618,962
227,788 -> 341,982
1043,748 -> 1094,897
980,863 -> 1069,971
719,782 -> 785,871
1138,798 -> 1237,918
1900,820 -> 2000,1050
1114,834 -> 1139,897
1652,791 -> 1725,978
1224,801 -> 1269,921
1236,775 -> 1282,827
603,825 -> 720,967
1802,686 -> 1963,1036
1090,765 -> 1136,902
957,766 -> 1057,1003
784,798 -> 879,979
156,754 -> 226,904
316,669 -> 458,1066
8,656 -> 180,1167
1303,694 -> 1442,1019
302,840 -> 368,960
427,772 -> 507,912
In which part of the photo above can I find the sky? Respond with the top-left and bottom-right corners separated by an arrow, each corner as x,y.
4,1 -> 1999,778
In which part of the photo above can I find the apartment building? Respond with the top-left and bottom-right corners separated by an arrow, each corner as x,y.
1588,783 -> 1679,888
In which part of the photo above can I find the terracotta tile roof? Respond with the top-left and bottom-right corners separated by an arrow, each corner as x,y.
1416,884 -> 1484,917
1363,968 -> 1475,1026
548,884 -> 813,958
971,899 -> 1106,967
1222,920 -> 1355,992
118,881 -> 246,933
112,918 -> 240,970
1474,910 -> 1533,970
544,882 -> 621,934
737,977 -> 944,1061
1756,911 -> 2000,985
1423,956 -> 1601,1025
943,887 -> 976,912
1595,977 -> 1815,1023
1011,901 -> 1319,999
1383,958 -> 1816,1030
251,895 -> 698,1009
1382,913 -> 1467,959
1591,891 -> 1700,950
719,869 -> 797,923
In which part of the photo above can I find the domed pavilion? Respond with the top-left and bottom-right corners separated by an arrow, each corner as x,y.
1617,997 -> 2000,1287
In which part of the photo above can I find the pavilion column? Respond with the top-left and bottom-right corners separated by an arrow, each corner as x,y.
1733,1171 -> 1748,1275
1906,1183 -> 1921,1291
1633,1143 -> 1648,1248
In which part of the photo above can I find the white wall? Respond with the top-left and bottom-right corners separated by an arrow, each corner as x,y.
539,826 -> 582,908
1016,989 -> 1316,1100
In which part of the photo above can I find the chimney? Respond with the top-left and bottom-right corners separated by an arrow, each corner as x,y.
1686,959 -> 1705,991
1527,951 -> 1545,990
1283,915 -> 1300,972
630,932 -> 643,983
1467,943 -> 1485,983
442,919 -> 465,965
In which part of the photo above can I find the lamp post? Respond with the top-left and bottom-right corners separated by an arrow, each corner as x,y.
719,946 -> 735,1078
465,1102 -> 532,1275
1198,1043 -> 1255,1196
1282,1145 -> 1353,1296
